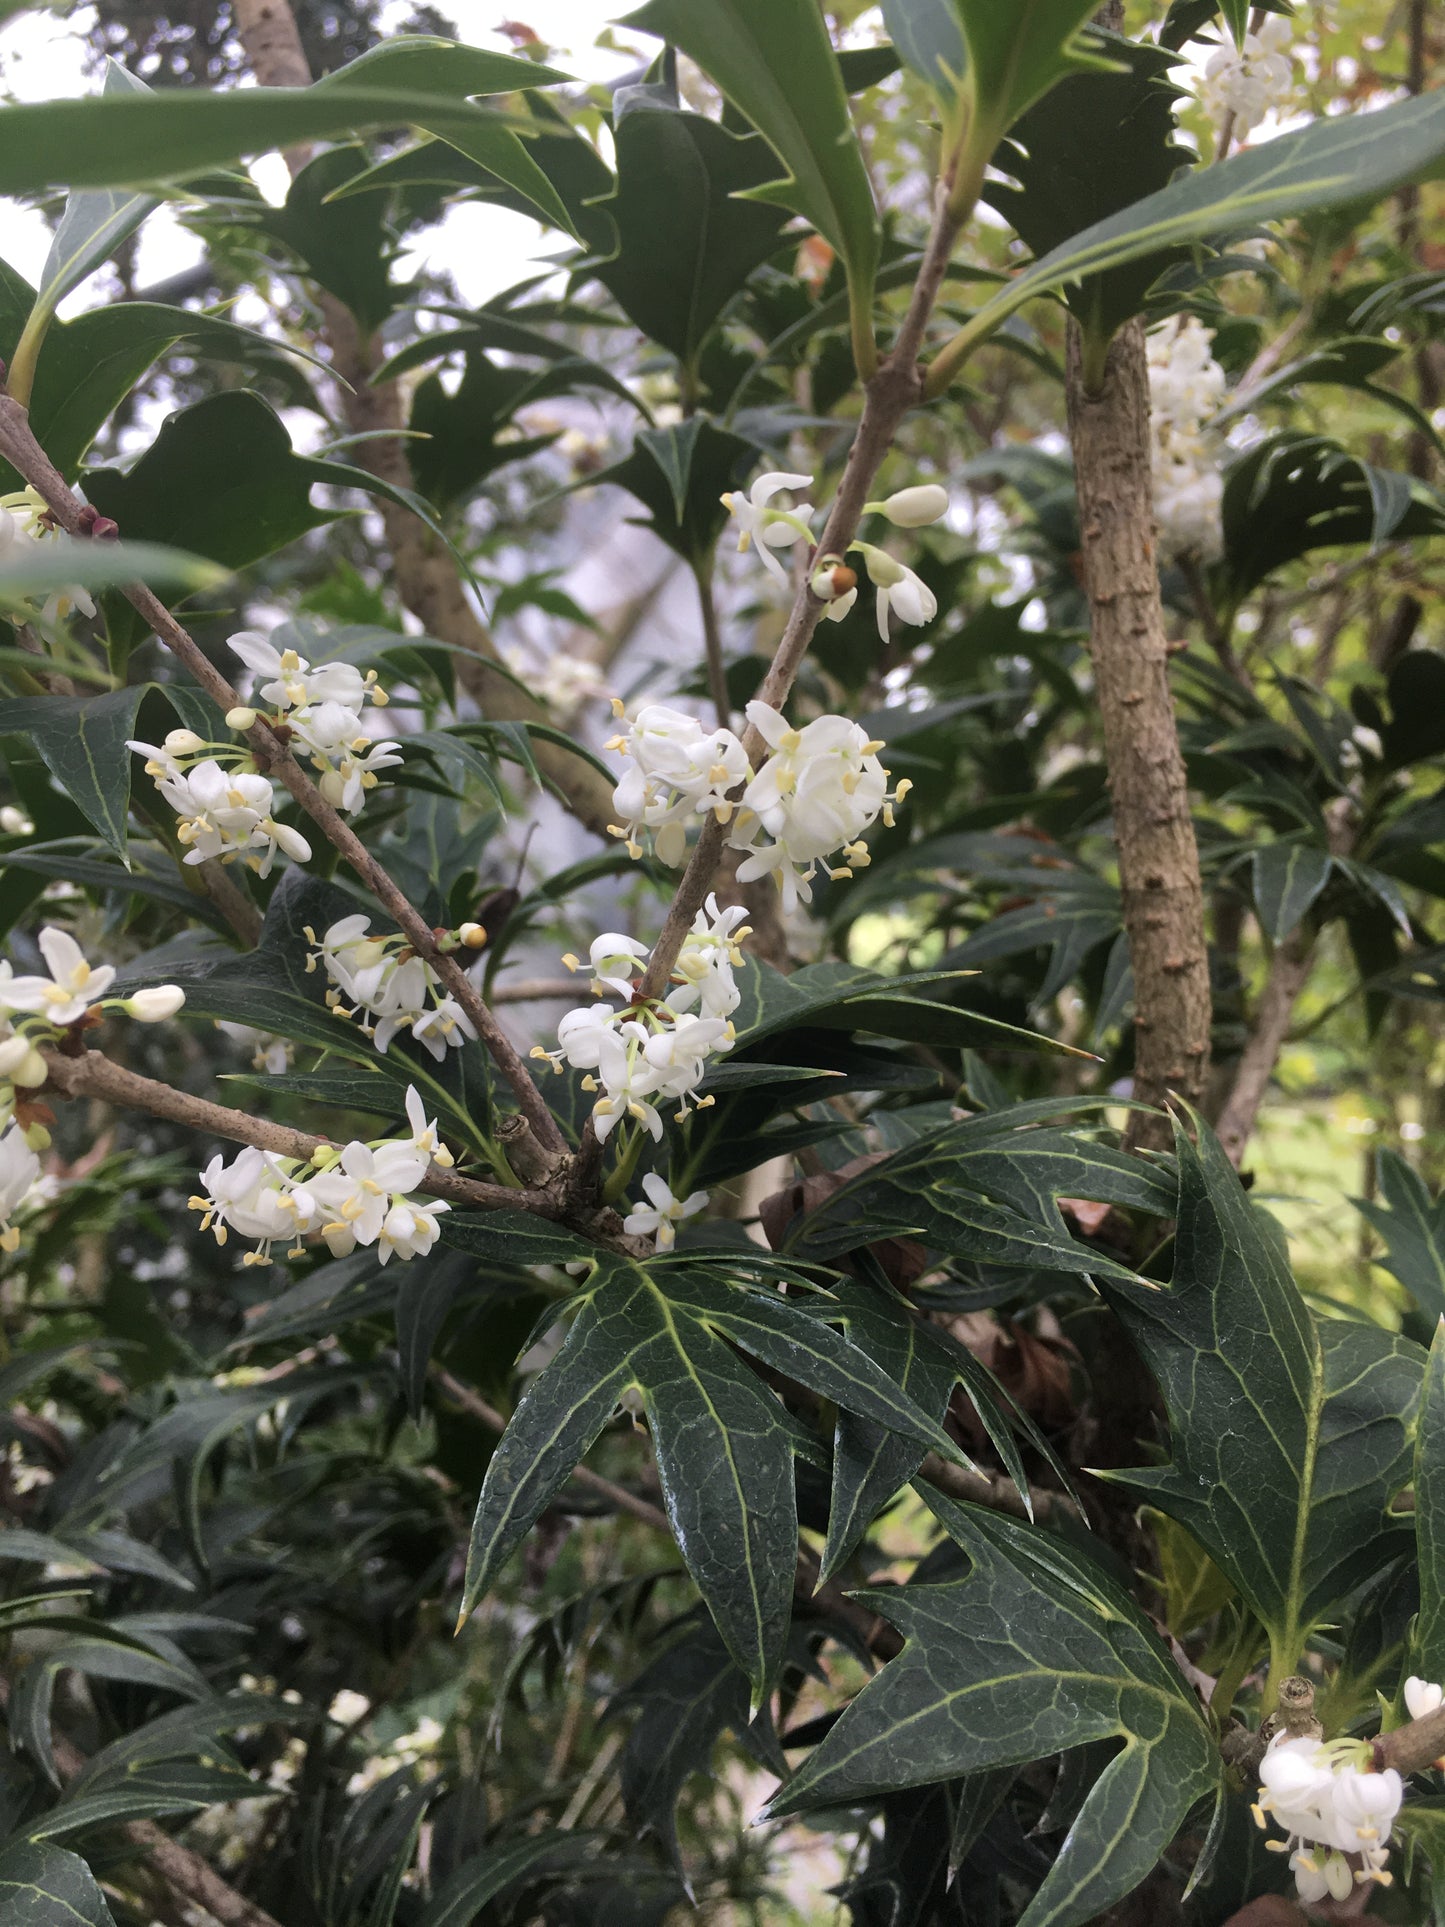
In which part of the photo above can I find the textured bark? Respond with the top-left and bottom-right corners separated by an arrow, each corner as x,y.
1065,320 -> 1211,1151
228,0 -> 311,88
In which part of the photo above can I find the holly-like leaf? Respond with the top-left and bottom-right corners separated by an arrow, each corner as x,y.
768,1492 -> 1221,1927
985,34 -> 1193,349
593,419 -> 759,568
787,1108 -> 1168,1283
463,1256 -> 965,1699
1213,432 -> 1445,613
622,0 -> 879,321
1355,1150 -> 1445,1324
952,1 -> 1121,155
242,144 -> 398,332
0,1841 -> 116,1927
1099,1117 -> 1424,1670
1409,1320 -> 1445,1687
1251,840 -> 1333,942
0,687 -> 147,860
594,89 -> 789,367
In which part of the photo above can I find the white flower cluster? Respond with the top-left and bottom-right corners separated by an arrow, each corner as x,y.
218,1022 -> 295,1077
1146,315 -> 1227,563
533,897 -> 747,1142
190,1087 -> 451,1268
721,471 -> 947,645
307,915 -> 484,1062
608,699 -> 909,913
502,644 -> 608,713
1200,15 -> 1294,140
127,732 -> 313,877
0,927 -> 185,1247
1253,1732 -> 1404,1904
227,633 -> 402,815
0,486 -> 97,627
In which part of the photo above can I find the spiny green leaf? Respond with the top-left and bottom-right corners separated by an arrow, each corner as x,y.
594,89 -> 789,367
593,419 -> 760,568
0,1840 -> 117,1927
768,1492 -> 1221,1927
953,0 -> 1120,152
463,1257 -> 962,1699
1355,1150 -> 1445,1323
622,0 -> 879,320
1251,840 -> 1333,942
0,687 -> 148,860
1099,1115 -> 1424,1666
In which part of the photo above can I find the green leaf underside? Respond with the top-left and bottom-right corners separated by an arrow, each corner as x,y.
964,87 -> 1445,350
463,1258 -> 964,1697
1099,1116 -> 1423,1660
623,0 -> 879,298
770,1492 -> 1220,1927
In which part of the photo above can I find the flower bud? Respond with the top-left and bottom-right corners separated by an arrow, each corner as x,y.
11,1047 -> 48,1088
22,1123 -> 50,1151
457,922 -> 488,949
226,706 -> 259,732
810,559 -> 858,603
858,543 -> 905,588
873,484 -> 949,527
125,985 -> 186,1023
164,728 -> 206,756
0,1036 -> 30,1077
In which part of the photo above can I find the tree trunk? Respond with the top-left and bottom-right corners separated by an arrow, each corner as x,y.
1065,319 -> 1211,1152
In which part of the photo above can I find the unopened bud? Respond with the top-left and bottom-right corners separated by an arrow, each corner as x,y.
11,1047 -> 48,1088
226,706 -> 258,732
810,558 -> 858,602
0,1036 -> 28,1077
124,985 -> 186,1023
309,1144 -> 340,1170
458,922 -> 488,949
22,1123 -> 50,1151
871,483 -> 949,527
858,543 -> 905,588
164,728 -> 206,756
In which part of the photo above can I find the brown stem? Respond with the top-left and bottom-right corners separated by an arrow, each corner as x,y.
193,858 -> 265,946
228,0 -> 311,89
1212,927 -> 1314,1168
42,1045 -> 542,1215
1376,1701 -> 1445,1777
0,395 -> 567,1159
695,564 -> 732,729
0,1677 -> 285,1927
1065,319 -> 1211,1152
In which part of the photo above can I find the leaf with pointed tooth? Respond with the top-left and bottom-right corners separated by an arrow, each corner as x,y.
0,1841 -> 116,1927
0,686 -> 147,860
593,418 -> 760,568
622,0 -> 878,312
769,1493 -> 1220,1927
594,90 -> 790,366
463,1257 -> 963,1697
954,0 -> 1120,149
1251,840 -> 1333,942
1099,1116 -> 1424,1663
1356,1150 -> 1445,1322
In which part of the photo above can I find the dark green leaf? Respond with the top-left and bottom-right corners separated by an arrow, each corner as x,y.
952,0 -> 1118,149
1410,1318 -> 1445,1686
0,1840 -> 116,1927
418,1834 -> 589,1927
0,687 -> 146,859
1355,1149 -> 1445,1322
768,1493 -> 1220,1927
244,144 -> 397,331
593,419 -> 760,568
1100,1116 -> 1424,1666
1218,336 -> 1444,455
1251,840 -> 1333,941
595,90 -> 789,366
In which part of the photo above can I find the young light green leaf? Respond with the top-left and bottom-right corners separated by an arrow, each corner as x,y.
7,62 -> 159,406
1099,1115 -> 1424,1673
1251,840 -> 1333,942
768,1493 -> 1220,1927
622,0 -> 879,361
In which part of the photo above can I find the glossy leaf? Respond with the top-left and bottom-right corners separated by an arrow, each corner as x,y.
1410,1319 -> 1445,1687
768,1493 -> 1220,1927
595,89 -> 789,366
0,1841 -> 116,1927
463,1256 -> 964,1698
593,419 -> 759,569
623,0 -> 879,311
985,34 -> 1193,347
1355,1150 -> 1445,1323
0,38 -> 567,193
953,0 -> 1120,151
0,687 -> 147,860
1099,1116 -> 1424,1665
418,1834 -> 590,1927
1251,840 -> 1333,942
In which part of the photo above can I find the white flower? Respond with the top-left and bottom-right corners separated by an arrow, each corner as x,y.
189,1145 -> 316,1265
622,1173 -> 709,1250
1146,319 -> 1227,562
1200,14 -> 1294,139
124,986 -> 186,1023
402,1085 -> 453,1167
867,483 -> 949,527
0,1029 -> 45,1088
644,1011 -> 733,1117
0,1124 -> 41,1252
728,702 -> 909,913
1405,1675 -> 1444,1721
228,632 -> 376,715
607,703 -> 751,866
720,470 -> 817,587
377,1198 -> 447,1264
0,806 -> 33,836
664,894 -> 750,1020
142,755 -> 312,876
856,544 -> 938,641
550,1002 -> 622,1070
328,1690 -> 371,1726
562,933 -> 651,1002
503,646 -> 607,711
291,701 -> 403,815
218,1023 -> 294,1076
1254,1734 -> 1403,1902
589,1026 -> 664,1143
3,927 -> 116,1027
309,917 -> 477,1062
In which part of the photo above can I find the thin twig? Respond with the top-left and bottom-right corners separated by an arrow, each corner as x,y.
0,395 -> 566,1160
42,1046 -> 544,1215
695,564 -> 732,729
